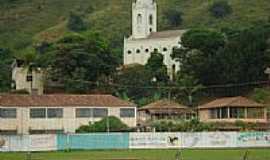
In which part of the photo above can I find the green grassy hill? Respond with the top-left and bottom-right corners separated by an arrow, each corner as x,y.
1,0 -> 270,51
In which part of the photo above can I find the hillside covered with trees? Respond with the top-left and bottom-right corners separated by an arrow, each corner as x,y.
1,0 -> 270,106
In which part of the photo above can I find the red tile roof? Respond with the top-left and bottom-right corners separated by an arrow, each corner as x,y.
198,96 -> 264,109
139,99 -> 189,110
0,94 -> 136,107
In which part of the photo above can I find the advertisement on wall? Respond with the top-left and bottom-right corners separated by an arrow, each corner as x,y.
129,133 -> 167,149
129,133 -> 182,149
237,132 -> 270,147
29,135 -> 57,151
203,132 -> 237,148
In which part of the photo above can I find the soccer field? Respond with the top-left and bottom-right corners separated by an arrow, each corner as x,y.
0,149 -> 269,160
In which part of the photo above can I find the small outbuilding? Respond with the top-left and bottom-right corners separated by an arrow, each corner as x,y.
138,99 -> 195,123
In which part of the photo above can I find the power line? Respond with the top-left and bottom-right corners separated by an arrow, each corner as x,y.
70,79 -> 268,90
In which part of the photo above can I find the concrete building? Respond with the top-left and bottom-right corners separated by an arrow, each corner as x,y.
12,60 -> 44,95
198,96 -> 268,124
0,95 -> 137,135
138,99 -> 195,124
123,0 -> 186,77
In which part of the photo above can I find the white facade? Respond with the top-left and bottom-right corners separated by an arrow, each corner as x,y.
12,65 -> 44,95
0,106 -> 137,135
124,0 -> 186,76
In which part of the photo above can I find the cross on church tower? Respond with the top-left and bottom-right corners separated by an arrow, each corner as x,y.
132,0 -> 157,39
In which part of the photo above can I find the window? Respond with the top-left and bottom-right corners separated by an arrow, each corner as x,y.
145,49 -> 149,53
93,108 -> 108,118
137,14 -> 142,24
47,108 -> 63,118
30,108 -> 46,118
247,108 -> 264,119
221,107 -> 228,119
26,74 -> 33,82
136,49 -> 140,53
163,47 -> 168,52
149,28 -> 152,32
76,108 -> 92,118
149,14 -> 153,25
127,50 -> 132,54
209,108 -> 228,119
120,108 -> 135,118
210,109 -> 218,119
0,108 -> 17,119
154,48 -> 158,52
229,107 -> 245,119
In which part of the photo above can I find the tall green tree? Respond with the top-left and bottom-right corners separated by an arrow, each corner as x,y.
145,51 -> 169,83
172,28 -> 225,85
0,48 -> 13,92
43,32 -> 118,93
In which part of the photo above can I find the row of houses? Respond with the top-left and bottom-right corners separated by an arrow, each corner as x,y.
0,94 -> 269,135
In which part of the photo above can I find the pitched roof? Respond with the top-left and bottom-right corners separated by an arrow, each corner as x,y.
139,99 -> 189,110
198,96 -> 264,109
147,30 -> 186,39
0,94 -> 136,107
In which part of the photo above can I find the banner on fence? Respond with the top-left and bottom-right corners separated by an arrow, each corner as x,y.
29,135 -> 57,151
129,133 -> 182,149
237,132 -> 270,147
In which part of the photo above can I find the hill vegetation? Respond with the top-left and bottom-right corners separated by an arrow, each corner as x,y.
1,0 -> 270,52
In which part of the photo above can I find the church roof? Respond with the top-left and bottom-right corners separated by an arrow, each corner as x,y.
147,30 -> 186,39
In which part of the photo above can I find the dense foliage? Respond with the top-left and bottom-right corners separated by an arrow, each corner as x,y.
76,116 -> 130,133
41,32 -> 118,93
172,25 -> 270,86
114,52 -> 169,106
0,48 -> 13,92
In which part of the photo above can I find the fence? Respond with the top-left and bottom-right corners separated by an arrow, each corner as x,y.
0,132 -> 270,152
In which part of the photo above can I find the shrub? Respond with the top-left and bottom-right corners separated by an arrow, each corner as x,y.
76,116 -> 130,133
209,0 -> 232,18
67,12 -> 87,32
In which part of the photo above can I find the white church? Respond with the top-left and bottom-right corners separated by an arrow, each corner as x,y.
123,0 -> 186,76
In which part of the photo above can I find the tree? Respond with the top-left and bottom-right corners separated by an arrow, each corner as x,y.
175,74 -> 204,106
172,29 -> 225,85
0,48 -> 13,92
44,32 -> 118,93
172,25 -> 270,88
76,116 -> 129,133
67,11 -> 87,32
209,0 -> 232,18
145,51 -> 169,83
114,64 -> 154,104
164,9 -> 183,27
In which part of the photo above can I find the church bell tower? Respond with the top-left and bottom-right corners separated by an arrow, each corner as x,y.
132,0 -> 157,39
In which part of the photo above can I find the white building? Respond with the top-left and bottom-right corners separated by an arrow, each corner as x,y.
12,60 -> 44,95
123,0 -> 186,76
0,94 -> 137,135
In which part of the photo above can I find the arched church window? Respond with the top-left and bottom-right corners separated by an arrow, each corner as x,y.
149,28 -> 152,33
136,49 -> 141,53
149,14 -> 153,25
127,50 -> 132,54
163,47 -> 168,52
145,49 -> 149,53
137,14 -> 142,24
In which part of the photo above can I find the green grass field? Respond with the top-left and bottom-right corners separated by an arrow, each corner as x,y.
0,149 -> 269,160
